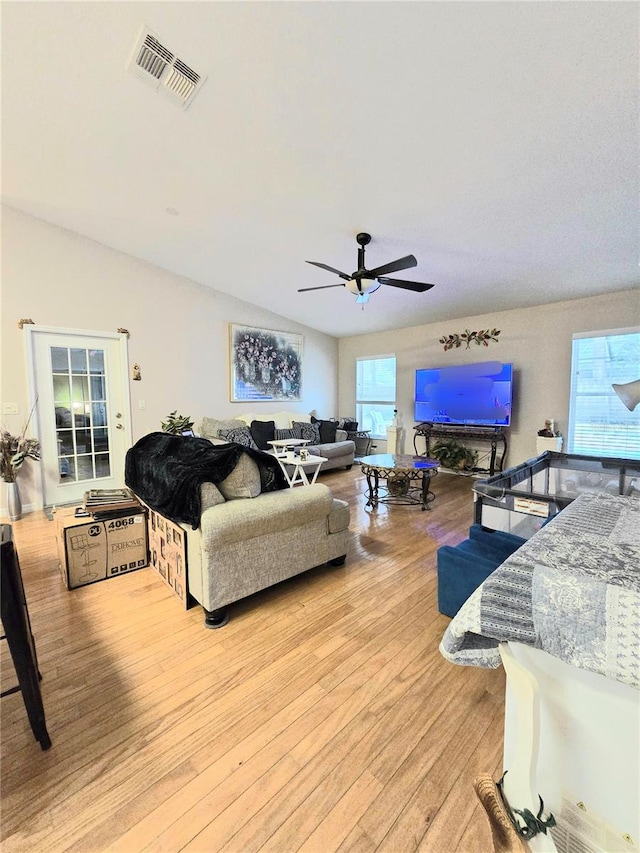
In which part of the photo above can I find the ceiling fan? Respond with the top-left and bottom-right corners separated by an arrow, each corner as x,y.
299,232 -> 435,304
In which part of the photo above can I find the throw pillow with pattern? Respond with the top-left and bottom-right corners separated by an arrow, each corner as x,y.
292,421 -> 320,444
275,428 -> 295,441
218,426 -> 259,450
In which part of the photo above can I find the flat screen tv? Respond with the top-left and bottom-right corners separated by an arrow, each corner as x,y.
414,361 -> 513,427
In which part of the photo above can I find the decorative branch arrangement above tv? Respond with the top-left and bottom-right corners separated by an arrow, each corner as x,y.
439,328 -> 501,351
414,361 -> 513,427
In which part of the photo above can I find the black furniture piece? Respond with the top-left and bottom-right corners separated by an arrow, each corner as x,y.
413,422 -> 508,476
1,524 -> 51,750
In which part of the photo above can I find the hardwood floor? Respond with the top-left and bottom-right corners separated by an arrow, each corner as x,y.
1,467 -> 504,852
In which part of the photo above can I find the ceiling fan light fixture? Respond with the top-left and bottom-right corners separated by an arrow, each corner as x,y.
346,278 -> 379,296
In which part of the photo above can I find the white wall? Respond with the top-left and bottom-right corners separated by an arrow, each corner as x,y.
1,206 -> 339,511
338,289 -> 640,467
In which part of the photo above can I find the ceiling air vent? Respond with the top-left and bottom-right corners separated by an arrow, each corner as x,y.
127,26 -> 206,110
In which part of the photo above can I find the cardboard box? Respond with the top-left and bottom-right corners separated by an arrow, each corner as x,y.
145,506 -> 190,608
56,506 -> 148,589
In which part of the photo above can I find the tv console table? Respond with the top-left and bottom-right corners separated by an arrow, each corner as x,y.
413,422 -> 508,476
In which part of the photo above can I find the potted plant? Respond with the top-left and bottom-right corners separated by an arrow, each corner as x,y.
161,411 -> 195,435
430,439 -> 478,472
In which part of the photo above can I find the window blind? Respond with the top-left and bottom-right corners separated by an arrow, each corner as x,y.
567,329 -> 640,459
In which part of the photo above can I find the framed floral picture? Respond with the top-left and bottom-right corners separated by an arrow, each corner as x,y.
229,324 -> 303,402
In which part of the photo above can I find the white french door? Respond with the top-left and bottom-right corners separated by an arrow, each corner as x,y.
26,327 -> 132,507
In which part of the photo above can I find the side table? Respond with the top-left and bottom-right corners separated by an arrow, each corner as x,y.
276,452 -> 327,487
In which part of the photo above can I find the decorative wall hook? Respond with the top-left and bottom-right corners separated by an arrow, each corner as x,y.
132,364 -> 142,381
18,319 -> 35,329
439,328 -> 501,351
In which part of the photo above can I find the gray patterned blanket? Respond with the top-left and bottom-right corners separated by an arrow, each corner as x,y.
439,492 -> 640,689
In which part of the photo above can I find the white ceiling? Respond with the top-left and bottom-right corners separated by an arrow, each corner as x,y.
2,1 -> 638,338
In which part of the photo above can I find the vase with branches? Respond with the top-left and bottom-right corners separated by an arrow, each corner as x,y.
1,402 -> 40,484
1,405 -> 40,521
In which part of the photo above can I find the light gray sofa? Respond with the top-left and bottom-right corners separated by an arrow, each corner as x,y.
200,411 -> 355,472
160,443 -> 349,627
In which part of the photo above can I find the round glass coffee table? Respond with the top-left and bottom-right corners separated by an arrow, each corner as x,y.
359,453 -> 439,511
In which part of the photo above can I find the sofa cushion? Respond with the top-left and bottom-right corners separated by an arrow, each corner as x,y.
218,426 -> 259,450
312,418 -> 339,443
200,417 -> 245,440
293,421 -> 321,444
217,452 -> 262,499
200,481 -> 226,510
307,440 -> 355,461
250,419 -> 275,450
200,483 -> 334,547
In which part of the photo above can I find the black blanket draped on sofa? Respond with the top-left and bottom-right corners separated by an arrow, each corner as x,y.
125,432 -> 288,529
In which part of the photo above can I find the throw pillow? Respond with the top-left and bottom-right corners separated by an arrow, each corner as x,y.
218,453 -> 262,499
218,426 -> 259,450
200,481 -> 226,510
275,428 -> 295,441
312,418 -> 339,443
200,417 -> 245,440
292,421 -> 321,444
250,419 -> 276,451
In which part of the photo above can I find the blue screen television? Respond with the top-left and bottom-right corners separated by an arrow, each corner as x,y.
414,361 -> 513,427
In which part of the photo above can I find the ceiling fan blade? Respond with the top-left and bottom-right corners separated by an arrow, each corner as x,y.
297,283 -> 346,292
306,261 -> 351,281
377,277 -> 435,293
367,254 -> 417,278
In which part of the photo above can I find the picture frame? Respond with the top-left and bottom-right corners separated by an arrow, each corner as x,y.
230,324 -> 303,402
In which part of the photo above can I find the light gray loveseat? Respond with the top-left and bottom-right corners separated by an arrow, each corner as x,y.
184,442 -> 350,628
200,411 -> 355,472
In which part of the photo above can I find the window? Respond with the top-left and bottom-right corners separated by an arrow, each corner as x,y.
356,356 -> 396,439
567,327 -> 640,459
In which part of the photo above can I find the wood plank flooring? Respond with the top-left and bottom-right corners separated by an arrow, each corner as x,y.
1,467 -> 504,852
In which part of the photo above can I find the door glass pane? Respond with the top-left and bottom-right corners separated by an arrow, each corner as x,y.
72,375 -> 90,403
76,455 -> 95,480
70,348 -> 88,374
51,347 -> 69,373
74,404 -> 91,427
89,349 -> 105,374
53,375 -> 71,403
93,428 -> 108,451
75,429 -> 92,454
57,430 -> 74,455
92,403 -> 107,427
49,345 -> 112,485
90,375 -> 106,400
95,454 -> 111,478
60,457 -> 75,479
